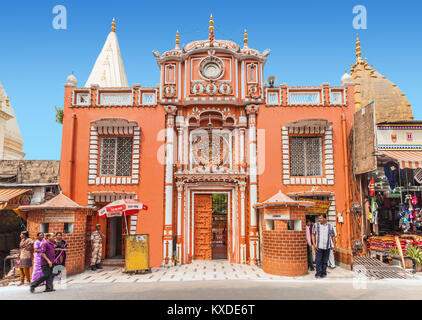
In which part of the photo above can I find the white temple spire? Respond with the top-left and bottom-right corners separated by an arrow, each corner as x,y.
85,18 -> 129,88
0,81 -> 25,159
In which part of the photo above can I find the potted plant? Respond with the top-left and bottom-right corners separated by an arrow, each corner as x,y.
388,248 -> 413,269
406,246 -> 422,272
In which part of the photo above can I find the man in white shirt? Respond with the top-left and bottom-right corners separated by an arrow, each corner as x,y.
312,214 -> 336,278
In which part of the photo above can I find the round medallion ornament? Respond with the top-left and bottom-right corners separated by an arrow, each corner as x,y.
248,84 -> 261,98
164,85 -> 176,98
199,56 -> 224,80
219,83 -> 232,95
191,83 -> 204,95
205,83 -> 218,95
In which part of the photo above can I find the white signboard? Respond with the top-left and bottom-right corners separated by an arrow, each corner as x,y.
264,214 -> 289,220
377,124 -> 422,150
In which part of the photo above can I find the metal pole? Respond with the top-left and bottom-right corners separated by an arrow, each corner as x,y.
124,212 -> 129,236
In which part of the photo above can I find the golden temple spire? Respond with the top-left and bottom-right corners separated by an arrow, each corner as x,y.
355,34 -> 363,64
175,30 -> 180,50
243,29 -> 248,48
209,14 -> 215,41
111,18 -> 116,32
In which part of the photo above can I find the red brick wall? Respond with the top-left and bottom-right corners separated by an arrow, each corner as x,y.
261,206 -> 307,277
27,209 -> 91,276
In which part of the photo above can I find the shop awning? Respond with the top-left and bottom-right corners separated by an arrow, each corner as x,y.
379,150 -> 422,169
0,188 -> 31,202
0,188 -> 31,210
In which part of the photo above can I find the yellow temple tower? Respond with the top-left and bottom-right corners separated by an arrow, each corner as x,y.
342,35 -> 414,123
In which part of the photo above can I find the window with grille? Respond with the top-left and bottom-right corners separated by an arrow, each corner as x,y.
289,136 -> 323,176
100,137 -> 133,176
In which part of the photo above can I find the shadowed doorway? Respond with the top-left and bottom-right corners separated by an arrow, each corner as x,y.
212,193 -> 228,259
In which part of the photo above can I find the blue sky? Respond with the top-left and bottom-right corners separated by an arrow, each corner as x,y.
0,0 -> 421,159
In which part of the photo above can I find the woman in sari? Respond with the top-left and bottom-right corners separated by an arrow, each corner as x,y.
53,232 -> 68,277
31,232 -> 45,283
17,231 -> 33,286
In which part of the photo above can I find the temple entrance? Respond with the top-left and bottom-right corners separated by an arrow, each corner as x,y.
211,194 -> 228,259
193,193 -> 228,260
107,217 -> 123,259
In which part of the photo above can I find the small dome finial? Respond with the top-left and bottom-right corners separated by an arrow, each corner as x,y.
209,14 -> 214,41
66,71 -> 78,86
175,30 -> 180,50
243,29 -> 248,48
111,18 -> 116,32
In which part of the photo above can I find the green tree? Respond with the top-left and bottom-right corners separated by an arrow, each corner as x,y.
55,106 -> 63,124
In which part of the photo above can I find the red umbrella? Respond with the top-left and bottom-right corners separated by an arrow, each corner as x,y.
98,199 -> 148,218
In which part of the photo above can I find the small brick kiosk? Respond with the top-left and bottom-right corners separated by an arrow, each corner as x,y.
19,193 -> 94,275
255,190 -> 313,277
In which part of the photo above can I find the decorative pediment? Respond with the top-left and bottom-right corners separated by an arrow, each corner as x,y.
90,118 -> 138,128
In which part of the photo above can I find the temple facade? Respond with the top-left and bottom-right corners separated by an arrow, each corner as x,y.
59,17 -> 356,268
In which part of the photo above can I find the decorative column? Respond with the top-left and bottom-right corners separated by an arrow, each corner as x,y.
246,104 -> 259,265
163,105 -> 177,267
239,128 -> 246,173
176,182 -> 184,265
176,113 -> 184,172
239,181 -> 247,264
177,128 -> 183,172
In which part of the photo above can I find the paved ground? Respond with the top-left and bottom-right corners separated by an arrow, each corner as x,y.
61,260 -> 356,283
1,260 -> 421,300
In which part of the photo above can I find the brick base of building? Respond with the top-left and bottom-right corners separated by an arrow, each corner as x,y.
26,209 -> 93,276
262,228 -> 308,277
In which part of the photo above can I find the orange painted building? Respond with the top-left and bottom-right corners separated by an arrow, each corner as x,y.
59,16 -> 356,270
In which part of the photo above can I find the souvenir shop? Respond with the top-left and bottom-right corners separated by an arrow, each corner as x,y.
366,153 -> 422,255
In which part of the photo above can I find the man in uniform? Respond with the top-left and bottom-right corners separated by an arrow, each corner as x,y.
90,224 -> 104,271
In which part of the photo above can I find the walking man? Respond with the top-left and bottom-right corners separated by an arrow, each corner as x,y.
30,233 -> 56,293
90,224 -> 104,271
312,214 -> 336,278
306,220 -> 315,271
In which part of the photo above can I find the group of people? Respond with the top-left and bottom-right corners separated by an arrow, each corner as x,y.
306,214 -> 337,278
16,231 -> 68,293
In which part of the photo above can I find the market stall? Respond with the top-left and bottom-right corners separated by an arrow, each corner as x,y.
364,127 -> 422,267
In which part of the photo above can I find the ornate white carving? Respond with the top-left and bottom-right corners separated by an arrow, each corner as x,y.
164,85 -> 176,98
99,92 -> 132,106
198,56 -> 225,81
287,89 -> 323,105
191,83 -> 204,95
205,83 -> 218,95
219,83 -> 232,95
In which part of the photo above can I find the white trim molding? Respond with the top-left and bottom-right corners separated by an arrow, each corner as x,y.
282,121 -> 334,186
88,120 -> 140,186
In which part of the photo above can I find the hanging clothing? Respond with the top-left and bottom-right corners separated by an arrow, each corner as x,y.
369,177 -> 375,197
371,198 -> 378,224
384,161 -> 402,190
